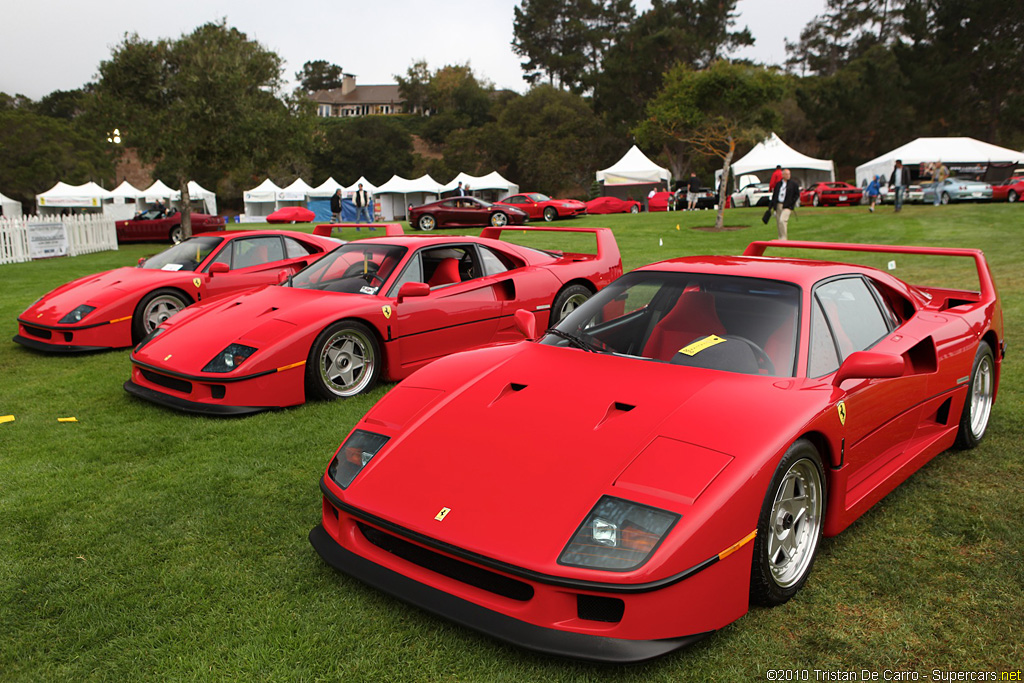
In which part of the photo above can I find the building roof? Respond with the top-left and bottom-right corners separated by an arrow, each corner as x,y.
312,85 -> 404,105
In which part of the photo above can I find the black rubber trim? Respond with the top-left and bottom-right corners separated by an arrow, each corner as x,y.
12,335 -> 111,353
16,317 -> 116,332
319,477 -> 719,594
123,380 -> 268,416
309,524 -> 709,663
130,359 -> 278,384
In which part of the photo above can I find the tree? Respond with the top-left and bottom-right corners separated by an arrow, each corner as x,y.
395,61 -> 495,145
785,0 -> 905,76
637,61 -> 785,229
296,60 -> 345,92
309,116 -> 414,186
396,60 -> 433,114
594,0 -> 753,128
92,21 -> 312,236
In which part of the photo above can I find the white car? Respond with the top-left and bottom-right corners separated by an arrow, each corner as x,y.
731,182 -> 772,208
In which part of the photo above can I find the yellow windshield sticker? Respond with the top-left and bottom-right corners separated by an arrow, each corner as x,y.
679,334 -> 726,356
837,401 -> 847,425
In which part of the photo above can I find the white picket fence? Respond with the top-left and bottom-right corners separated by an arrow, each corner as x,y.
0,214 -> 118,265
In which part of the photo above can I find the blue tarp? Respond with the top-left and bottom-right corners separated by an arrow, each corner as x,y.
308,198 -> 356,222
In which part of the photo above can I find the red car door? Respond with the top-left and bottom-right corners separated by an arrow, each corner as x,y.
200,235 -> 304,300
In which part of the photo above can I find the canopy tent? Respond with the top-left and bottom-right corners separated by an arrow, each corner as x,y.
375,174 -> 443,220
440,171 -> 519,199
855,137 -> 1022,187
343,176 -> 379,196
278,178 -> 315,203
107,180 -> 143,220
173,181 -> 217,215
307,177 -> 348,222
1,191 -> 23,218
36,182 -> 112,215
137,180 -> 176,213
243,179 -> 282,221
729,133 -> 835,190
596,146 -> 671,204
308,177 -> 345,198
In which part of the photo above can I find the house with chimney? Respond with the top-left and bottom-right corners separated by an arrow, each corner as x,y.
310,73 -> 406,117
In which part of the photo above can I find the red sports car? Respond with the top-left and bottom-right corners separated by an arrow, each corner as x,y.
115,209 -> 225,244
799,182 -> 863,207
123,226 -> 622,414
991,175 -> 1024,202
14,230 -> 338,353
266,206 -> 316,223
584,196 -> 641,214
309,240 -> 1002,662
494,193 -> 586,222
408,197 -> 529,231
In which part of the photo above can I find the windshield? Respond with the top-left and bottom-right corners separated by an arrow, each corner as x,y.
290,243 -> 407,294
542,271 -> 801,377
528,193 -> 552,202
142,235 -> 223,272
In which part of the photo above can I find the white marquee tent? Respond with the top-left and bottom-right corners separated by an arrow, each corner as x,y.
243,179 -> 282,221
855,137 -> 1021,187
1,190 -> 23,218
729,133 -> 835,190
278,178 -> 314,204
36,182 -> 112,215
175,181 -> 217,215
440,171 -> 519,198
375,174 -> 443,220
344,177 -> 379,196
596,146 -> 671,203
309,177 -> 345,198
107,180 -> 143,219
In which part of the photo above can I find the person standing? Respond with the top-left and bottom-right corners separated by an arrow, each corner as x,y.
932,160 -> 950,205
686,172 -> 701,211
889,159 -> 910,212
354,183 -> 372,224
769,169 -> 800,240
866,175 -> 881,212
457,181 -> 466,196
769,165 -> 784,191
330,189 -> 342,223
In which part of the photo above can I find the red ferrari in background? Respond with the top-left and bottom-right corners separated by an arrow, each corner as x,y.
266,206 -> 316,223
494,193 -> 586,221
991,175 -> 1024,202
115,209 -> 225,244
407,197 -> 529,231
14,230 -> 339,352
799,182 -> 863,207
584,196 -> 641,214
310,240 -> 1002,662
124,226 -> 622,414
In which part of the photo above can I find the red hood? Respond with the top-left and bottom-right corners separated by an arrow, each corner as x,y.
342,343 -> 828,577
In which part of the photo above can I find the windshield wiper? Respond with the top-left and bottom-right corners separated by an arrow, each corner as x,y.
546,328 -> 598,352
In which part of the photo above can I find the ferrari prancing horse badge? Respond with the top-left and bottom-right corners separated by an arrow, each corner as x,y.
837,401 -> 847,425
382,305 -> 392,319
434,507 -> 451,521
193,278 -> 201,288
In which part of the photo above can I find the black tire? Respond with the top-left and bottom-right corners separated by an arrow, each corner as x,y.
543,207 -> 558,222
169,225 -> 184,244
490,211 -> 509,227
1008,190 -> 1018,203
629,205 -> 639,214
550,284 -> 592,324
750,439 -> 826,607
953,341 -> 995,450
418,215 -> 436,231
941,192 -> 951,205
306,321 -> 381,400
132,288 -> 190,343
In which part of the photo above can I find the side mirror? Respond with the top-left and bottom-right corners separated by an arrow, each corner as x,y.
209,262 -> 229,275
277,269 -> 290,284
514,308 -> 537,340
397,281 -> 430,303
137,257 -> 146,267
833,351 -> 905,386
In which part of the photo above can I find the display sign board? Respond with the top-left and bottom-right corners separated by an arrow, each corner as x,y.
28,222 -> 69,259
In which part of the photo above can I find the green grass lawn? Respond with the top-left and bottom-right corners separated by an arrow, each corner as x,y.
1,204 -> 1021,680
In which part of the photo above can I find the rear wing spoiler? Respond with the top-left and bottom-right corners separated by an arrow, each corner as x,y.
313,223 -> 405,238
479,225 -> 621,265
743,240 -> 997,302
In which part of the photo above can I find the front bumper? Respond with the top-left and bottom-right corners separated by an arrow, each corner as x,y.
14,317 -> 131,352
13,334 -> 110,353
123,380 -> 267,416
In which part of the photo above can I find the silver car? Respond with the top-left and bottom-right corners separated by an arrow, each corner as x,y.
730,182 -> 772,207
922,178 -> 993,204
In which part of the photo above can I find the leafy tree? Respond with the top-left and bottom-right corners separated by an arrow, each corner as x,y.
296,60 -> 345,92
785,0 -> 905,76
309,116 -> 414,185
34,89 -> 89,120
396,60 -> 433,114
512,0 -> 634,93
637,61 -> 785,229
395,62 -> 495,145
0,92 -> 33,110
92,21 -> 312,236
594,0 -> 753,128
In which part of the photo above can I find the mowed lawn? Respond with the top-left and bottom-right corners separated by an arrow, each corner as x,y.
1,203 -> 1021,681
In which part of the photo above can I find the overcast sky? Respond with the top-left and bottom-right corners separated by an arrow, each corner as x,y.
2,0 -> 827,100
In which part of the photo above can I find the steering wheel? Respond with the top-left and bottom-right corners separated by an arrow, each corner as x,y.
342,262 -> 383,286
725,335 -> 775,375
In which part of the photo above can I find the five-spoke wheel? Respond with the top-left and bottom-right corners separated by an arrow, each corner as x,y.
306,321 -> 381,399
132,289 -> 190,342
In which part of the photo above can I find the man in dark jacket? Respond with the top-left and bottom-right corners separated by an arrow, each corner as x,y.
889,159 -> 911,212
330,189 -> 342,222
769,169 -> 800,240
353,183 -> 372,224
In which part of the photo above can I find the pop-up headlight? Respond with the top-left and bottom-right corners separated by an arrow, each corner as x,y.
59,305 -> 96,324
202,343 -> 257,373
559,496 -> 678,571
328,430 -> 390,488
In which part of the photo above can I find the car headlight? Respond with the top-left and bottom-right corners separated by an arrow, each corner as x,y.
202,343 -> 257,373
559,496 -> 678,571
59,305 -> 96,324
134,326 -> 166,352
327,430 -> 390,488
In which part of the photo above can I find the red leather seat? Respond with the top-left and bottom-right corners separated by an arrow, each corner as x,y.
644,290 -> 725,361
428,258 -> 461,287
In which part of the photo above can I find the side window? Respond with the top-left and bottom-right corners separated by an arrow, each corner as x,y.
210,242 -> 233,268
233,237 -> 285,269
389,253 -> 423,294
284,237 -> 316,258
808,298 -> 840,378
478,246 -> 511,275
815,277 -> 891,361
506,196 -> 524,204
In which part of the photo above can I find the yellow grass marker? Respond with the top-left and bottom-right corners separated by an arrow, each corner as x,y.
676,224 -> 680,230
58,417 -> 78,423
0,415 -> 14,424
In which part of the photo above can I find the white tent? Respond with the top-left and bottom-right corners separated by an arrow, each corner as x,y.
375,174 -> 443,220
173,181 -> 217,215
440,171 -> 519,198
243,179 -> 282,221
309,177 -> 345,198
730,133 -> 835,190
1,190 -> 23,218
343,176 -> 379,196
596,146 -> 671,203
107,180 -> 143,220
278,178 -> 314,203
138,180 -> 176,213
36,182 -> 112,215
855,137 -> 1021,187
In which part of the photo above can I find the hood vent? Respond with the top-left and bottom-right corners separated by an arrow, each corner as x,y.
595,401 -> 635,430
489,382 -> 527,406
